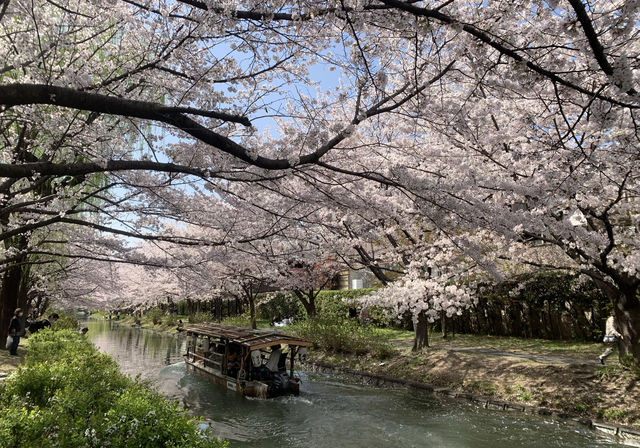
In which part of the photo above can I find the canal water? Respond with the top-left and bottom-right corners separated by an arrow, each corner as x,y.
86,319 -> 627,448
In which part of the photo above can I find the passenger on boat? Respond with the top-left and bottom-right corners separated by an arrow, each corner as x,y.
265,345 -> 282,372
201,337 -> 211,359
251,350 -> 262,368
251,349 -> 268,380
227,345 -> 242,377
266,346 -> 291,394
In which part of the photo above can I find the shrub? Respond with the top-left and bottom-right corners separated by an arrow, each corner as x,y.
257,292 -> 305,320
42,309 -> 78,330
257,289 -> 387,322
146,307 -> 165,325
293,317 -> 394,358
0,330 -> 227,448
164,313 -> 178,327
222,314 -> 252,327
188,311 -> 212,324
314,289 -> 390,326
23,328 -> 97,365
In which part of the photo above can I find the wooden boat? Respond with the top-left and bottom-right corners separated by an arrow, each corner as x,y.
181,323 -> 313,399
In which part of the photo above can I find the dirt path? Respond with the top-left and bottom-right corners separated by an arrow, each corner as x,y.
391,339 -> 603,366
444,346 -> 602,365
391,340 -> 601,366
0,346 -> 25,379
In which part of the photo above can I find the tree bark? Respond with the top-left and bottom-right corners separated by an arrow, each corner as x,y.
241,284 -> 258,330
611,289 -> 640,367
0,234 -> 29,343
594,278 -> 640,368
293,290 -> 317,317
441,312 -> 448,339
248,296 -> 257,329
412,310 -> 429,351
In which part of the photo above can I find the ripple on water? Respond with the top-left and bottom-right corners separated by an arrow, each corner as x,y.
158,361 -> 186,379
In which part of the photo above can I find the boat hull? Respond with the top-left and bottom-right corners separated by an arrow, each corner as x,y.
185,358 -> 299,399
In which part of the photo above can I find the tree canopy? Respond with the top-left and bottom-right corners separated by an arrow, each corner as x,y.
1,0 -> 639,364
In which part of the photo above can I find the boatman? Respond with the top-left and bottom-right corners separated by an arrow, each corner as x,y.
265,344 -> 282,372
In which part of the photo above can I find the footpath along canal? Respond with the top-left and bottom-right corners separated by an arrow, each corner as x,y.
86,319 -> 629,448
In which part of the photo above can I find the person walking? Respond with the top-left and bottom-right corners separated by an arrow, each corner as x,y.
8,308 -> 24,356
599,315 -> 624,365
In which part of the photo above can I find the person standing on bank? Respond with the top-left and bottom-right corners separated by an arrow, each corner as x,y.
8,308 -> 24,356
599,315 -> 624,365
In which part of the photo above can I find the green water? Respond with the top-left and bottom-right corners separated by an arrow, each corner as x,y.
86,319 -> 628,448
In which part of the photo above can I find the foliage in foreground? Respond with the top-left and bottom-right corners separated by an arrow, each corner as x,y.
293,317 -> 395,359
0,330 -> 227,448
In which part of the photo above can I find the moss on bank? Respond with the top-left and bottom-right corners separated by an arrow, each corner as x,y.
0,329 -> 227,448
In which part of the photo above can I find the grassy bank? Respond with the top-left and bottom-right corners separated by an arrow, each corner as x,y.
305,333 -> 639,428
0,329 -> 227,448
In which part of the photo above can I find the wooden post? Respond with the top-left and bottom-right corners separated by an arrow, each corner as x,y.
289,346 -> 298,378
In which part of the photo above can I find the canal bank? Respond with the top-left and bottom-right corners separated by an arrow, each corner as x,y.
87,318 -> 638,447
85,319 -> 634,448
302,359 -> 640,447
306,342 -> 640,432
109,316 -> 640,431
0,328 -> 227,448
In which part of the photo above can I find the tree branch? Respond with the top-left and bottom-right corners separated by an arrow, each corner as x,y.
566,0 -> 636,95
0,83 -> 251,125
377,0 -> 640,108
0,159 -> 214,179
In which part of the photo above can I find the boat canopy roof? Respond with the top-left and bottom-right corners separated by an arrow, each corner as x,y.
182,323 -> 313,351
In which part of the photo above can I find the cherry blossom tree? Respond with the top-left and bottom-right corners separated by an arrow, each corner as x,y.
1,0 -> 640,366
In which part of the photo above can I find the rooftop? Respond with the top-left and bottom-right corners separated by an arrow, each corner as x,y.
181,323 -> 313,351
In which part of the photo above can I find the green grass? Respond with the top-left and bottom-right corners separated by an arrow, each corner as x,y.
117,312 -> 273,332
464,380 -> 498,396
598,408 -> 628,421
371,327 -> 414,339
221,316 -> 271,328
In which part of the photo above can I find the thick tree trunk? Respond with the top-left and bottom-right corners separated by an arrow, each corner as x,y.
0,231 -> 31,342
611,289 -> 640,367
594,278 -> 640,368
0,261 -> 28,343
215,298 -> 221,322
412,310 -> 429,351
248,295 -> 257,329
441,312 -> 448,339
294,290 -> 317,317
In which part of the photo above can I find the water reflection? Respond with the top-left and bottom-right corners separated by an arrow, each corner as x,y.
86,319 -> 627,448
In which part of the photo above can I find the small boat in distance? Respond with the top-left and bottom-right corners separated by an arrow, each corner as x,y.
181,323 -> 313,399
